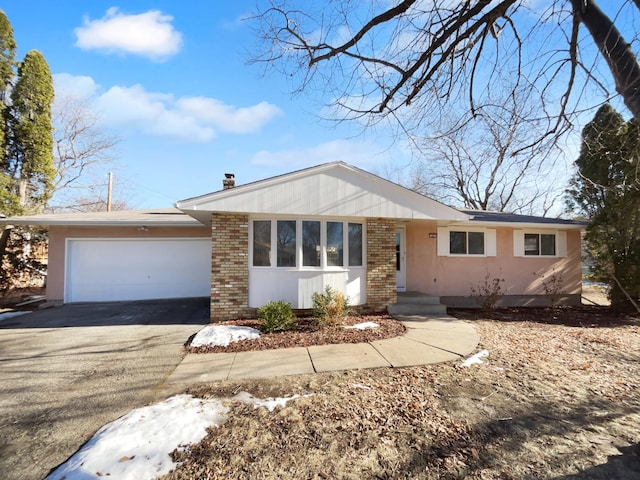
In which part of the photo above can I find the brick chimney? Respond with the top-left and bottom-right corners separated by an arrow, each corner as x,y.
223,173 -> 235,190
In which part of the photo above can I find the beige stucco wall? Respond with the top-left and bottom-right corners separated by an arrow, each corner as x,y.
405,222 -> 582,298
46,225 -> 210,301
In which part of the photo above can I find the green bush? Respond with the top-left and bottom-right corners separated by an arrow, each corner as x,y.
257,300 -> 297,333
312,286 -> 350,327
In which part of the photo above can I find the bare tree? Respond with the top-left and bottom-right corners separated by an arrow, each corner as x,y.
405,89 -> 566,214
252,1 -> 640,149
47,93 -> 125,212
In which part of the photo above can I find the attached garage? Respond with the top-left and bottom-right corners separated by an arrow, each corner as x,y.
65,238 -> 211,302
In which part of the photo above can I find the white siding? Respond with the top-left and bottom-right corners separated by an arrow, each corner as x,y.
179,163 -> 469,222
249,269 -> 366,308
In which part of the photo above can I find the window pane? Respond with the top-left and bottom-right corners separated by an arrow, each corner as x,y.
252,220 -> 271,266
541,234 -> 556,256
524,234 -> 539,256
302,221 -> 321,266
450,231 -> 466,254
327,221 -> 344,266
277,220 -> 296,267
468,232 -> 485,254
348,223 -> 363,266
396,233 -> 401,270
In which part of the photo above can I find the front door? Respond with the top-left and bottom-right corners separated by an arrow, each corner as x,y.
395,228 -> 406,292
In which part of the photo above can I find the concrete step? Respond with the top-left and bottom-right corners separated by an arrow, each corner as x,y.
396,292 -> 442,305
387,302 -> 448,316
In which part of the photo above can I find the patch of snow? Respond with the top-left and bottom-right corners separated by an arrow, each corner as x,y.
45,392 -> 305,480
44,394 -> 229,480
345,321 -> 379,330
461,349 -> 489,367
350,383 -> 372,390
0,311 -> 31,322
191,324 -> 260,347
232,391 -> 305,412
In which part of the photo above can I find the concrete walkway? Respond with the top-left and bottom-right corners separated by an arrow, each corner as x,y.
166,314 -> 480,385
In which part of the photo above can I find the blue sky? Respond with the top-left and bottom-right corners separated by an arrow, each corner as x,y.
4,2 -> 403,208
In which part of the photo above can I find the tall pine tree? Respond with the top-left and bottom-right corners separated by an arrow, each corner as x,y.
0,10 -> 54,290
0,9 -> 17,215
6,49 -> 55,214
568,104 -> 640,310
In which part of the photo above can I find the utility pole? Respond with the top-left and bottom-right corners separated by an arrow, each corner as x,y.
107,172 -> 113,212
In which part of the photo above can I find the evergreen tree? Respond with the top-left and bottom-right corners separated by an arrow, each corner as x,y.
5,49 -> 55,214
568,104 -> 640,310
0,9 -> 16,153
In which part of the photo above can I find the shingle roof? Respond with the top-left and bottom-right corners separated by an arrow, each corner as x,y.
0,208 -> 205,227
461,210 -> 587,227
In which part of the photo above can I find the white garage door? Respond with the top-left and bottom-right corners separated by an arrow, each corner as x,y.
65,238 -> 211,302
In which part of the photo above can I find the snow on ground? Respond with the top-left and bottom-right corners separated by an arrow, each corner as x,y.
191,324 -> 260,347
0,310 -> 31,322
345,321 -> 379,330
45,393 -> 303,480
461,349 -> 489,367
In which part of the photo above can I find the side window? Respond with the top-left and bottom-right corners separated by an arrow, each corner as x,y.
525,233 -> 556,256
449,231 -> 485,255
515,231 -> 564,257
450,231 -> 467,254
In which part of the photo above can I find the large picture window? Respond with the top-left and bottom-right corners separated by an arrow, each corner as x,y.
252,219 -> 364,268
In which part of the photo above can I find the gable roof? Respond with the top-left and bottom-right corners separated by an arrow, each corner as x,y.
177,162 -> 470,225
0,208 -> 204,227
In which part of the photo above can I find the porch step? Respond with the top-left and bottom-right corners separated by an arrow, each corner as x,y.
388,293 -> 448,315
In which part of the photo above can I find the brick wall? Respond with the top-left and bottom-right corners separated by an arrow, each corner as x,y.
365,218 -> 397,312
210,213 -> 254,321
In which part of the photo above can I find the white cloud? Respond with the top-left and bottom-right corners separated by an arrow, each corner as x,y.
52,74 -> 283,143
53,73 -> 99,98
250,139 -> 386,169
176,97 -> 283,133
74,7 -> 183,60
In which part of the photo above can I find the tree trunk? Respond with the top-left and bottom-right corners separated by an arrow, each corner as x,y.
571,0 -> 640,121
0,226 -> 12,287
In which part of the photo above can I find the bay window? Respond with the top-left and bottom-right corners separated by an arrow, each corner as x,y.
252,219 -> 364,268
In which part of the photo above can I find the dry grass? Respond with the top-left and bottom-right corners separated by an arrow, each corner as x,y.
163,307 -> 640,479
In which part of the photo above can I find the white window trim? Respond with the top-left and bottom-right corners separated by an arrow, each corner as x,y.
513,229 -> 567,258
437,226 -> 496,257
250,217 -> 366,270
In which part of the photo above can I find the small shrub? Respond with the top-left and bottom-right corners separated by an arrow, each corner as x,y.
257,300 -> 297,333
543,271 -> 564,307
470,272 -> 505,311
312,286 -> 350,327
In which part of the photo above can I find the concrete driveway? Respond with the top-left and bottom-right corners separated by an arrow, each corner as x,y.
0,298 -> 209,480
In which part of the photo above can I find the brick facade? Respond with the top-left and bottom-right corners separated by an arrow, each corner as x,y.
210,213 -> 254,321
365,218 -> 397,312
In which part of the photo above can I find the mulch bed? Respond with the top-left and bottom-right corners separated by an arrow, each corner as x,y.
187,314 -> 406,353
449,305 -> 639,327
